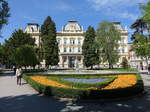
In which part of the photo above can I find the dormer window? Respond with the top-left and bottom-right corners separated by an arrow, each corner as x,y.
31,27 -> 34,32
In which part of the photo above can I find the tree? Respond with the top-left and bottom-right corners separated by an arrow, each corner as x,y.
4,29 -> 35,66
0,0 -> 10,34
130,19 -> 147,40
121,57 -> 129,68
0,44 -> 5,64
41,16 -> 59,67
131,2 -> 150,65
5,29 -> 35,48
14,45 -> 39,68
132,35 -> 150,65
82,26 -> 99,69
96,21 -> 121,69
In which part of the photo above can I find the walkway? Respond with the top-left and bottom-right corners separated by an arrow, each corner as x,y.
0,72 -> 150,112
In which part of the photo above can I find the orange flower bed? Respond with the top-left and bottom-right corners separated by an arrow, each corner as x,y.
31,76 -> 71,88
30,74 -> 137,90
102,75 -> 137,90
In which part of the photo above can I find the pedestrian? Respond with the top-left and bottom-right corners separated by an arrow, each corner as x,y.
148,64 -> 150,75
16,66 -> 23,85
140,62 -> 143,70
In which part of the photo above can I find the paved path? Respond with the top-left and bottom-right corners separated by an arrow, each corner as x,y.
0,72 -> 150,112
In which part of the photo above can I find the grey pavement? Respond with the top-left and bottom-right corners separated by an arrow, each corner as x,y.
0,72 -> 150,112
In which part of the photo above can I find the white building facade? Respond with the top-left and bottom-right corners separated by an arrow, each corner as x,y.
25,21 -> 129,68
57,21 -> 84,68
128,43 -> 150,69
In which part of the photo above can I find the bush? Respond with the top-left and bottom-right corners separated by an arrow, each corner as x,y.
23,69 -> 46,73
23,74 -> 144,100
121,57 -> 129,68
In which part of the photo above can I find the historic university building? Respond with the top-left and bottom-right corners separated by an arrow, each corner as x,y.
25,20 -> 129,68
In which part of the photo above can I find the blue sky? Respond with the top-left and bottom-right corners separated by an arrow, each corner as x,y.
0,0 -> 149,43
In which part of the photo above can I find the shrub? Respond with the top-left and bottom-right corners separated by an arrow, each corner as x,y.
23,74 -> 144,100
121,57 -> 129,68
23,69 -> 46,73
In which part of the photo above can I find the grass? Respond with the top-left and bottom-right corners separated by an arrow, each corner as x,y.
0,70 -> 3,74
100,68 -> 138,72
47,75 -> 116,89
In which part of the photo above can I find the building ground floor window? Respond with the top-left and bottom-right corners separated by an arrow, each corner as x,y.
59,55 -> 83,68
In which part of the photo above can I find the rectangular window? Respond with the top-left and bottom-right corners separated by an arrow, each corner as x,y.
78,39 -> 81,44
57,39 -> 60,45
64,39 -> 67,44
78,47 -> 81,52
73,40 -> 75,44
122,48 -> 124,53
64,47 -> 67,52
63,57 -> 67,62
69,47 -> 72,52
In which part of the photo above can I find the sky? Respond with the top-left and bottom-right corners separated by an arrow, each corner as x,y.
0,0 -> 149,43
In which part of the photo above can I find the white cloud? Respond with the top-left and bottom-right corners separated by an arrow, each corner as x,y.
23,16 -> 38,22
117,12 -> 139,21
53,2 -> 73,11
88,0 -> 148,10
87,0 -> 149,20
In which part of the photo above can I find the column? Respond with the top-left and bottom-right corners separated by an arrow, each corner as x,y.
67,56 -> 69,68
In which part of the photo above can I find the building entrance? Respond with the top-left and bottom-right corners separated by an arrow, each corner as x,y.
68,57 -> 75,68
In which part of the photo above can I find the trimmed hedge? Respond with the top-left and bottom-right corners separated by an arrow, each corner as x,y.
23,74 -> 144,99
23,69 -> 46,73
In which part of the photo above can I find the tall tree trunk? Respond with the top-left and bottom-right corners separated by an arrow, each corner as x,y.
109,63 -> 111,69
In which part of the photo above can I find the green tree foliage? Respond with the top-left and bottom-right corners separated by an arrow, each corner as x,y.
41,16 -> 59,67
132,35 -> 150,64
96,21 -> 121,69
131,2 -> 150,65
121,57 -> 129,68
130,19 -> 146,40
4,29 -> 35,66
0,44 -> 5,64
14,45 -> 39,68
5,29 -> 35,48
0,0 -> 10,32
82,26 -> 99,69
141,2 -> 150,23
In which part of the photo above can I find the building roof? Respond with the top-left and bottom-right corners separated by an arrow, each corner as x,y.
27,23 -> 39,26
63,20 -> 83,31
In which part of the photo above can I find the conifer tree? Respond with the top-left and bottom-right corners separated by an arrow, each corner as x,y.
82,26 -> 99,69
41,16 -> 59,67
4,29 -> 35,66
0,0 -> 10,33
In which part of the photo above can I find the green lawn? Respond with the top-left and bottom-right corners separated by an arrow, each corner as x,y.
100,68 -> 138,72
0,70 -> 3,74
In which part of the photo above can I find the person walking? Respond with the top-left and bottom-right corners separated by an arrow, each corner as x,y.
148,64 -> 150,75
16,66 -> 23,85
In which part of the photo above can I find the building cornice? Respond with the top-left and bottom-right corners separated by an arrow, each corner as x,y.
57,32 -> 85,36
